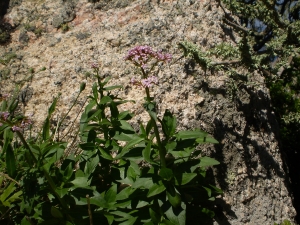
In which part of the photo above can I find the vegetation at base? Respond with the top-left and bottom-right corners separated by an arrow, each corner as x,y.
0,46 -> 222,224
1,0 -> 299,223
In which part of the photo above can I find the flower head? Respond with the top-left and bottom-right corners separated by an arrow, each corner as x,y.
12,125 -> 22,132
125,45 -> 172,69
131,76 -> 158,88
0,93 -> 10,101
0,111 -> 10,121
91,62 -> 99,69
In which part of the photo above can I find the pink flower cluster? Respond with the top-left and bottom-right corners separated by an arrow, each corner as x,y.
0,111 -> 10,121
91,62 -> 99,69
11,118 -> 33,132
124,45 -> 172,69
0,93 -> 10,101
130,76 -> 158,88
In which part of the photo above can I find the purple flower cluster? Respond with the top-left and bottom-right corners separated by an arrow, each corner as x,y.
124,45 -> 172,69
91,62 -> 99,69
130,76 -> 158,88
12,125 -> 22,132
11,118 -> 33,132
0,93 -> 10,101
0,111 -> 10,121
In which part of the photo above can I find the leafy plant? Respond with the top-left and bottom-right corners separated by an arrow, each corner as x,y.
0,46 -> 221,224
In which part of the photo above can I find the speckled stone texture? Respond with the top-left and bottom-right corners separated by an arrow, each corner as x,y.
0,0 -> 297,224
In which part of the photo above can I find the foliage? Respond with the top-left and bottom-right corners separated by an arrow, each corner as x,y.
0,52 -> 17,66
0,46 -> 221,224
274,219 -> 294,225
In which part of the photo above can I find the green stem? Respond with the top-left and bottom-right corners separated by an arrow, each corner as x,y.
144,87 -> 166,168
153,120 -> 167,168
56,90 -> 82,141
16,131 -> 37,164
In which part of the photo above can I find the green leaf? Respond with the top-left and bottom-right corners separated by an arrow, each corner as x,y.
116,186 -> 134,200
115,137 -> 144,159
160,109 -> 177,138
104,212 -> 114,225
63,162 -> 73,181
51,206 -> 64,219
0,182 -> 16,204
42,117 -> 50,141
71,177 -> 89,189
79,143 -> 96,151
132,178 -> 153,189
105,184 -> 117,204
119,217 -> 137,225
165,141 -> 177,153
2,128 -> 13,156
147,182 -> 166,197
175,130 -> 207,140
196,136 -> 219,144
87,129 -> 97,143
102,76 -> 112,86
209,184 -> 223,195
203,186 -> 212,197
104,85 -> 123,91
143,142 -> 153,163
100,96 -> 112,105
92,82 -> 98,101
174,173 -> 197,185
139,123 -> 146,137
21,217 -> 32,225
167,191 -> 182,208
90,194 -> 107,208
110,101 -> 119,119
113,132 -> 140,142
147,110 -> 157,122
120,120 -> 135,132
55,188 -> 69,198
199,157 -> 220,167
84,154 -> 99,175
149,206 -> 161,224
146,120 -> 153,137
164,203 -> 186,225
99,148 -> 114,160
48,94 -> 60,115
201,207 -> 215,218
118,111 -> 134,120
6,143 -> 16,178
159,168 -> 173,181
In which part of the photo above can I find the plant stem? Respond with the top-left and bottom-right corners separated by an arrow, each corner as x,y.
55,90 -> 82,141
152,120 -> 167,168
86,195 -> 93,225
144,87 -> 167,168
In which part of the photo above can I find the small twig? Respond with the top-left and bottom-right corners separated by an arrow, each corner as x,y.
0,172 -> 20,186
210,59 -> 241,66
86,195 -> 93,225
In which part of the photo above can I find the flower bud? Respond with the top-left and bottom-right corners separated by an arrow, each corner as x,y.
79,82 -> 86,92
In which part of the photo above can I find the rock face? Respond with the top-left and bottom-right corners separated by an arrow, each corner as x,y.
0,0 -> 297,224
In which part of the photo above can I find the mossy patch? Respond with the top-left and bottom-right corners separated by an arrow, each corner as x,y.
0,68 -> 11,80
0,52 -> 17,65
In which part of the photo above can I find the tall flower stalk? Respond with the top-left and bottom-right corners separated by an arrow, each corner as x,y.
125,45 -> 172,168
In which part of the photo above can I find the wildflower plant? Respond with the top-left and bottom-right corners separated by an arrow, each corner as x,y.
76,46 -> 222,224
0,46 -> 221,225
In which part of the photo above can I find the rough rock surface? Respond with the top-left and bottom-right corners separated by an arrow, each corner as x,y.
0,0 -> 297,224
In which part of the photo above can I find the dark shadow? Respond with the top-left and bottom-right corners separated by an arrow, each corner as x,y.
194,76 -> 296,223
220,24 -> 237,43
0,0 -> 10,20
